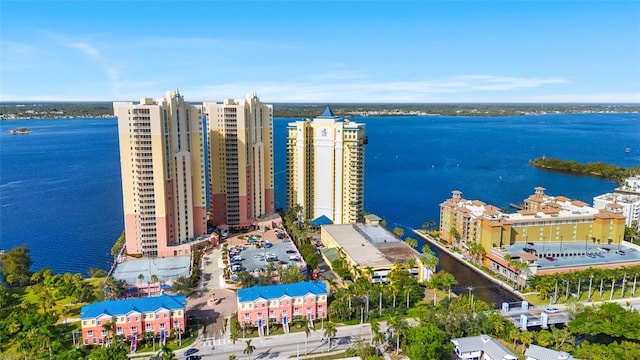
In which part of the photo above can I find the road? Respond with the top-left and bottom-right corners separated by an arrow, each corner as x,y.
500,297 -> 640,329
176,323 -> 375,359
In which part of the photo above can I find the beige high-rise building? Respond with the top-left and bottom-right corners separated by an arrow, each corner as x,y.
287,106 -> 367,224
114,91 -> 207,257
203,93 -> 274,228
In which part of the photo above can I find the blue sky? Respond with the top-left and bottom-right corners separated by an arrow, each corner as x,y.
1,1 -> 639,102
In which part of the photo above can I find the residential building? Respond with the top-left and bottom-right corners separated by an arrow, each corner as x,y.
593,192 -> 640,228
287,106 -> 367,224
319,223 -> 431,283
616,175 -> 640,195
594,175 -> 640,229
80,295 -> 186,346
440,187 -> 626,253
114,91 -> 207,257
450,334 -> 517,360
524,344 -> 575,360
203,94 -> 274,228
236,281 -> 328,327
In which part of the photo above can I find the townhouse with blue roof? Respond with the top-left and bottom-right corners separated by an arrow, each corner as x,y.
237,281 -> 328,327
80,294 -> 186,346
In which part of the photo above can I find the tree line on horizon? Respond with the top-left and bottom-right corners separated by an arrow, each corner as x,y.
2,102 -> 639,119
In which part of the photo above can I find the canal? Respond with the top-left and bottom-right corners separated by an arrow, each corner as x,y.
419,236 -> 523,307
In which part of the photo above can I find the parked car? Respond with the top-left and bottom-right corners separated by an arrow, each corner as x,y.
545,256 -> 554,261
186,356 -> 201,360
544,307 -> 560,314
231,265 -> 245,272
286,249 -> 297,254
615,250 -> 626,255
184,348 -> 199,356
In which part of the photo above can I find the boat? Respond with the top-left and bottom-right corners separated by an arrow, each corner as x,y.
625,148 -> 631,153
9,128 -> 31,134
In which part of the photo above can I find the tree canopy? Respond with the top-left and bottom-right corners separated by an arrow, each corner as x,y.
0,244 -> 33,287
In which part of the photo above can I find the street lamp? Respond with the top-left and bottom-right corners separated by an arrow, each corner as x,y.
560,236 -> 563,256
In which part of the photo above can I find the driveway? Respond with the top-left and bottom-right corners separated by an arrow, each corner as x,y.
185,247 -> 238,339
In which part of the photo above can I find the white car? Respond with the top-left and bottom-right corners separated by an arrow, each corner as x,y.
544,307 -> 560,314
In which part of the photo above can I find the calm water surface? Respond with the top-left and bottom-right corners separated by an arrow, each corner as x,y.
2,114 -> 639,303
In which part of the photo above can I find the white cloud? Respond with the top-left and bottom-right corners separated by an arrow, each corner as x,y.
178,74 -> 571,103
70,41 -> 101,58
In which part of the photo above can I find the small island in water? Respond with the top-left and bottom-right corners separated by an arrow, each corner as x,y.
9,127 -> 31,134
530,156 -> 640,184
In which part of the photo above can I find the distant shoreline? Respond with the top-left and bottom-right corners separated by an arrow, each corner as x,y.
2,102 -> 639,119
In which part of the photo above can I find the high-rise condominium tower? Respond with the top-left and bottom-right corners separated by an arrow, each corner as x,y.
203,93 -> 274,228
287,106 -> 367,224
114,91 -> 207,257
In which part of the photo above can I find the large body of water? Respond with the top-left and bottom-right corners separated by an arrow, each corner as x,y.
2,114 -> 639,300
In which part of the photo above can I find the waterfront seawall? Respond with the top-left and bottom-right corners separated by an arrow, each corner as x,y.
413,230 -> 524,303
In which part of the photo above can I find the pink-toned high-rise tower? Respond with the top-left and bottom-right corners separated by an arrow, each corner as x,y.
203,93 -> 274,228
114,91 -> 207,257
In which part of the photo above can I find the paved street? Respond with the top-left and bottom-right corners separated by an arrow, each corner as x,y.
177,323 -> 375,360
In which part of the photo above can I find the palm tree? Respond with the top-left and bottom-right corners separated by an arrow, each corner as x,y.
405,237 -> 418,249
151,274 -> 159,295
393,227 -> 404,239
243,339 -> 256,360
440,270 -> 458,300
519,330 -> 534,354
102,321 -> 115,345
161,344 -> 176,360
230,331 -> 239,355
228,355 -> 238,360
301,317 -> 313,354
388,315 -> 408,355
323,321 -> 337,351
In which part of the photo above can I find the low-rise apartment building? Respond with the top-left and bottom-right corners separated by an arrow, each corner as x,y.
80,294 -> 186,346
440,187 -> 626,253
236,282 -> 328,327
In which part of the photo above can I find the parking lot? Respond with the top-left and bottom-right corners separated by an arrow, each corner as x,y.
226,229 -> 307,278
505,241 -> 640,269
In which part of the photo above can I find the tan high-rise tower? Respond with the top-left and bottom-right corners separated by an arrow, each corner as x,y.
203,93 -> 274,228
287,106 -> 367,224
114,91 -> 207,257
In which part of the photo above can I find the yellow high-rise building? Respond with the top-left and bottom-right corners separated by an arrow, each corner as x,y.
114,91 -> 207,257
287,106 -> 367,224
439,187 -> 626,253
203,94 -> 274,228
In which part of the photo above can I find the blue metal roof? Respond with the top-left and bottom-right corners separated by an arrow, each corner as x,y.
80,294 -> 186,319
319,106 -> 335,118
310,215 -> 333,226
237,281 -> 328,302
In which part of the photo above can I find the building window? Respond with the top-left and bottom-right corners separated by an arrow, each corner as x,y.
101,330 -> 107,337
160,323 -> 165,330
97,320 -> 102,326
132,326 -> 137,333
244,313 -> 250,319
88,330 -> 93,337
146,323 -> 152,331
117,327 -> 123,335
